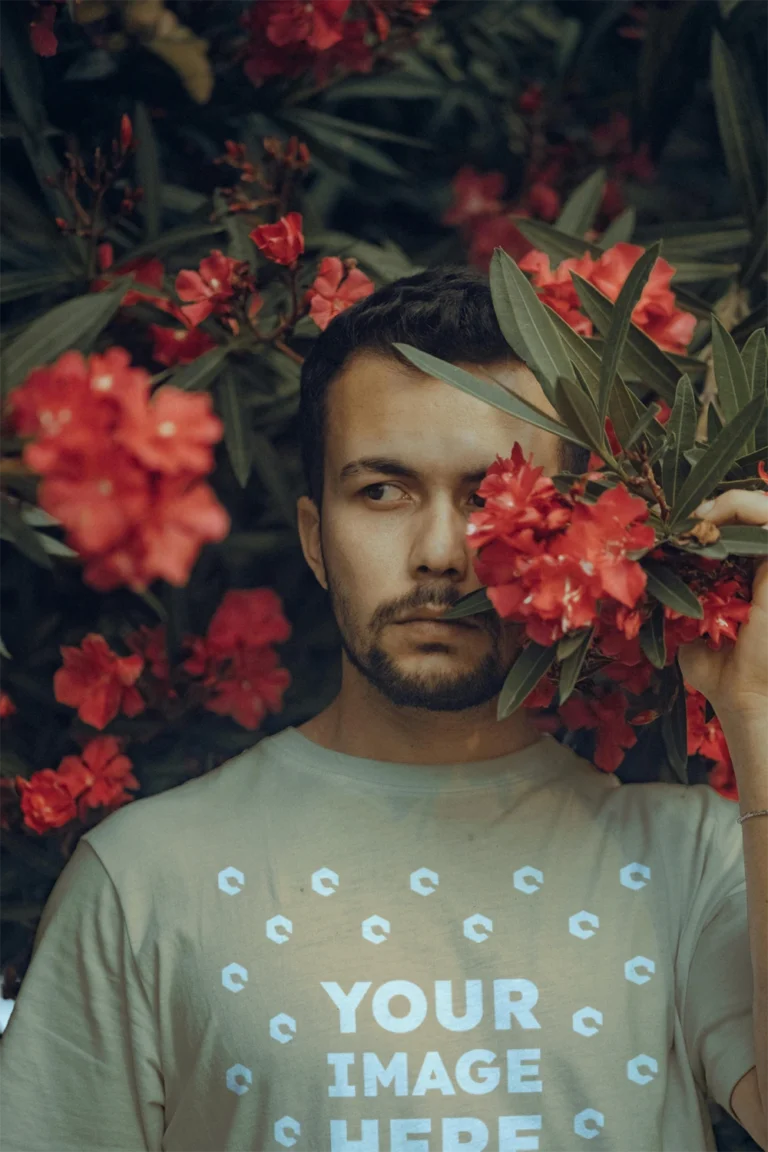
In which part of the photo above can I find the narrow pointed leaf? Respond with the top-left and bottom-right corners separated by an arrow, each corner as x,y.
640,603 -> 666,669
393,344 -> 588,447
489,248 -> 575,404
661,661 -> 688,783
643,560 -> 703,618
512,218 -> 601,266
554,377 -> 608,460
0,282 -> 129,397
134,102 -> 162,241
598,243 -> 662,426
669,391 -> 767,529
170,345 -> 229,392
711,315 -> 751,425
714,525 -> 768,556
571,275 -> 679,403
557,628 -> 592,661
497,641 -> 558,720
250,430 -> 297,528
624,403 -> 662,450
598,207 -> 636,248
555,169 -> 606,237
218,371 -> 251,487
711,31 -> 767,224
558,627 -> 594,704
440,589 -> 496,623
732,447 -> 768,476
661,374 -> 697,504
740,328 -> 767,398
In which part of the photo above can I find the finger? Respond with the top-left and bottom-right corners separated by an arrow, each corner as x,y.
695,489 -> 768,526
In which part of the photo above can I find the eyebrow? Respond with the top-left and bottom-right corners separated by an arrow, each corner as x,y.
339,457 -> 490,485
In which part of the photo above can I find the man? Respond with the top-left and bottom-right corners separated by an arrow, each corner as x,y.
0,266 -> 764,1152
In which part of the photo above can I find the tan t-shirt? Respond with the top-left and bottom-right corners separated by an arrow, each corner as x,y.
0,729 -> 755,1151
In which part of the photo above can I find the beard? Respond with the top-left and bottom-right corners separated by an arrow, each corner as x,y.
326,567 -> 519,713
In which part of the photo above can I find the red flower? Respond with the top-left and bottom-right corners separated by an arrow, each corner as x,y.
589,243 -> 696,354
664,575 -> 751,659
150,325 -> 217,367
175,251 -> 245,327
306,257 -> 375,330
203,645 -> 292,729
518,249 -> 595,336
265,0 -> 350,50
119,114 -> 133,153
29,3 -> 58,56
443,167 -> 506,227
561,485 -> 655,607
115,386 -> 224,475
526,182 -> 560,222
57,736 -> 139,821
205,588 -> 292,659
559,687 -> 637,772
37,447 -> 151,555
250,212 -> 305,266
81,473 -> 230,592
0,692 -> 16,719
92,256 -> 173,311
467,215 -> 532,271
16,770 -> 77,834
125,624 -> 171,683
53,634 -> 145,730
518,82 -> 544,114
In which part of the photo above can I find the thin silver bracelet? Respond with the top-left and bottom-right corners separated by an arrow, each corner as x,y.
737,809 -> 768,825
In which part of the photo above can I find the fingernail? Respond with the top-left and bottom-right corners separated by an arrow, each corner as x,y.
695,499 -> 715,516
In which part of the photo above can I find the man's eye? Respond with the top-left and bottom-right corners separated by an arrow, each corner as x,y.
361,484 -> 485,508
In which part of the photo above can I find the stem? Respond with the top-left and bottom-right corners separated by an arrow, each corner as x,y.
273,338 -> 304,366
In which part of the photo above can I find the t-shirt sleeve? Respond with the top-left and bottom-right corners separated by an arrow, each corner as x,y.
676,783 -> 756,1123
0,838 -> 164,1151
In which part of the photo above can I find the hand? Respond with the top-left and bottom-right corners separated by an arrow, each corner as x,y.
677,489 -> 768,721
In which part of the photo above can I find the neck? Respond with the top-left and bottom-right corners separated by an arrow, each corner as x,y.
302,671 -> 542,766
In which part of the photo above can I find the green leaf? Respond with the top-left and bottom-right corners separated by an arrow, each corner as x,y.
555,169 -> 607,237
710,31 -> 767,224
557,628 -> 593,661
218,371 -> 251,487
643,559 -> 703,618
392,345 -> 588,448
669,391 -> 767,529
640,602 -> 666,669
437,588 -> 496,623
250,431 -> 297,529
661,661 -> 688,784
711,315 -> 751,426
544,306 -> 601,399
598,207 -> 636,248
740,328 -> 767,398
281,111 -> 409,178
623,402 -> 662,450
512,218 -> 601,266
497,642 -> 558,721
669,260 -> 741,283
714,525 -> 768,556
278,107 -> 433,149
554,377 -> 608,459
597,242 -> 662,427
169,345 -> 230,392
731,447 -> 768,476
134,102 -> 162,242
0,269 -> 78,304
489,248 -> 574,405
661,374 -> 697,505
0,502 -> 53,569
0,282 -> 129,397
558,627 -> 594,704
740,203 -> 767,288
571,274 -> 680,403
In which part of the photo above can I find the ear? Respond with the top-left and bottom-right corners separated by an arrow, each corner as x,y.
297,495 -> 328,590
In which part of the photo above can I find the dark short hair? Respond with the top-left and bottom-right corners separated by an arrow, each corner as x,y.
298,264 -> 589,511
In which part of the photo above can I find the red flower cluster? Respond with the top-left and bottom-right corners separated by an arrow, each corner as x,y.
54,634 -> 144,729
467,443 -> 754,779
181,588 -> 292,729
7,348 -> 230,591
242,0 -> 435,88
469,443 -> 655,647
175,250 -> 257,328
685,684 -> 737,799
519,242 -> 696,355
15,736 -> 139,835
305,256 -> 375,330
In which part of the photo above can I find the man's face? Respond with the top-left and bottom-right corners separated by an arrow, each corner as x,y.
297,351 -> 562,713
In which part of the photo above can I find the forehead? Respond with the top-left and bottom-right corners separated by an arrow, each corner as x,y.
325,351 -> 561,483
